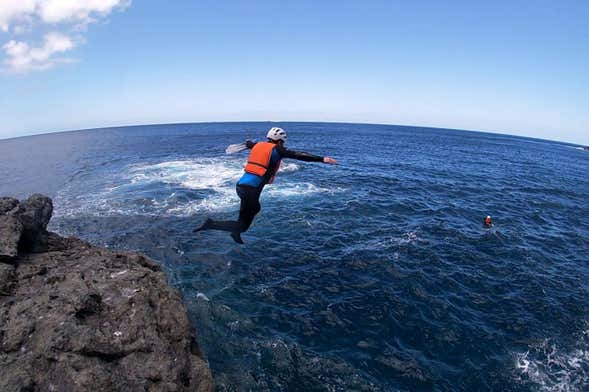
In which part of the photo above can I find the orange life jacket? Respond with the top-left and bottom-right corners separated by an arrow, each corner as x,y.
244,142 -> 281,183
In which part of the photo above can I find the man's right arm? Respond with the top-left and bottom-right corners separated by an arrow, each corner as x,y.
276,144 -> 337,164
277,145 -> 324,162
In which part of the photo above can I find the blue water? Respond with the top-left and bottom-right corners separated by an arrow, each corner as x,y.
1,122 -> 588,391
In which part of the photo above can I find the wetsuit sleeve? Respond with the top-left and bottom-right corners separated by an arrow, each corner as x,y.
246,140 -> 257,149
277,145 -> 324,162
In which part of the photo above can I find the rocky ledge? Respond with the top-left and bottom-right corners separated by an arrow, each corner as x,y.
0,195 -> 213,391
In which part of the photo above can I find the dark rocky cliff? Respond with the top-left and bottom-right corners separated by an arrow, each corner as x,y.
0,194 -> 213,391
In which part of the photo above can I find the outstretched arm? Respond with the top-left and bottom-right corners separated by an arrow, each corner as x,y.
277,145 -> 337,164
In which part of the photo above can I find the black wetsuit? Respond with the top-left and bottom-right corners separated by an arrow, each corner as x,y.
197,141 -> 324,239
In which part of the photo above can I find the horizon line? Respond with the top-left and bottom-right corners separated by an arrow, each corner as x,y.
0,120 -> 584,147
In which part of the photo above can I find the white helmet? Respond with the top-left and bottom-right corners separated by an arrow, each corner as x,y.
266,127 -> 287,141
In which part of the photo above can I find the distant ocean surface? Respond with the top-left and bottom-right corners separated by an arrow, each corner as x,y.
1,122 -> 588,391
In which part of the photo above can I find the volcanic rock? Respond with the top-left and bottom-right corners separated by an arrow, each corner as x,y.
0,215 -> 22,260
0,195 -> 213,392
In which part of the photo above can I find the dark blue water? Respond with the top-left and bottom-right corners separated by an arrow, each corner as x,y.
1,122 -> 588,391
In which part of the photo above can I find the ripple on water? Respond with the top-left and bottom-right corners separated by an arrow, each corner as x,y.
5,123 -> 588,391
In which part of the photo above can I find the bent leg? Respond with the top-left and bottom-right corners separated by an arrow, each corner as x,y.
194,185 -> 261,234
194,217 -> 240,232
206,219 -> 242,232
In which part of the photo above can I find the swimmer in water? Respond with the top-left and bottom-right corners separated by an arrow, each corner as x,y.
484,215 -> 493,228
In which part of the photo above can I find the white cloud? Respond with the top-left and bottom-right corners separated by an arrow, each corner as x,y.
0,0 -> 37,32
38,0 -> 130,26
0,0 -> 130,30
3,32 -> 75,72
0,0 -> 131,72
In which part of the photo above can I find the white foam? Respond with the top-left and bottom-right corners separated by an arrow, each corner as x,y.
129,158 -> 243,190
265,183 -> 345,198
54,157 -> 342,218
278,162 -> 300,173
514,332 -> 589,391
196,292 -> 210,301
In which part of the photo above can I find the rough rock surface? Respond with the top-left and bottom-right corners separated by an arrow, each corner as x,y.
15,194 -> 53,253
0,195 -> 213,392
0,197 -> 22,261
0,215 -> 22,261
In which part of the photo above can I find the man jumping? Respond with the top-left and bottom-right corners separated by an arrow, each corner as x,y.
194,127 -> 337,244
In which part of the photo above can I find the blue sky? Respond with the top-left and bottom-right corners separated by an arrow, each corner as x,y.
0,1 -> 587,144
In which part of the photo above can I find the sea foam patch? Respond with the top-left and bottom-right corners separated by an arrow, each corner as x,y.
53,157 -> 338,217
515,331 -> 589,392
129,159 -> 244,191
265,182 -> 343,198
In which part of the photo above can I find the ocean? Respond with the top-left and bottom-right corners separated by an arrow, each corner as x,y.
1,122 -> 588,391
